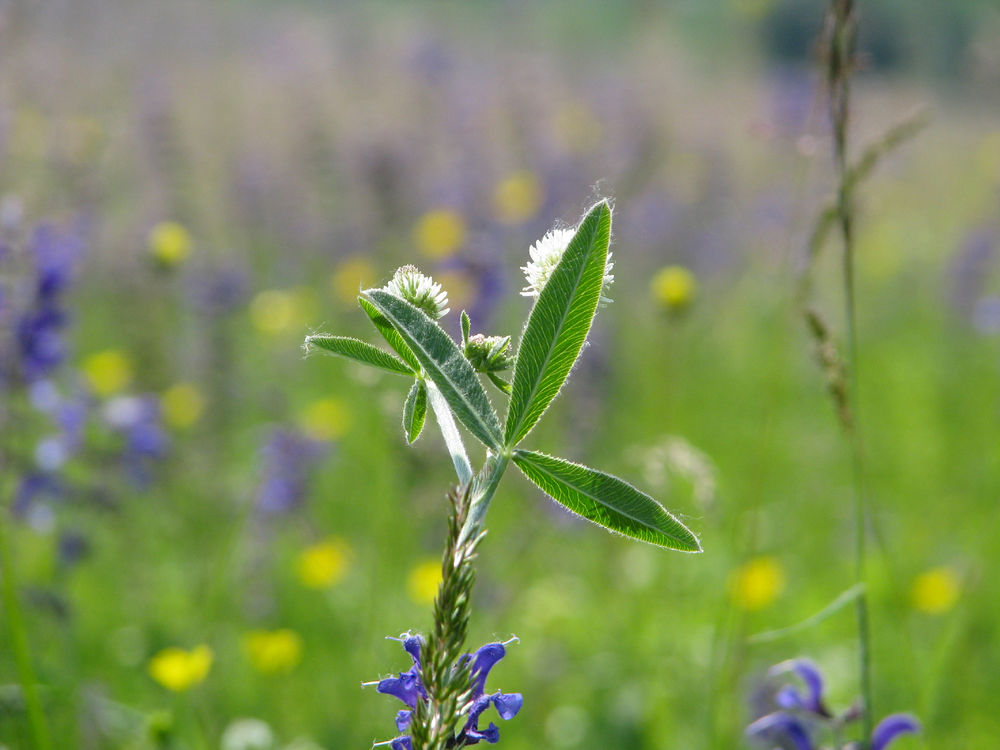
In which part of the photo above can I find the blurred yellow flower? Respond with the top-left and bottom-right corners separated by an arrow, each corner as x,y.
911,566 -> 960,615
407,558 -> 441,605
243,629 -> 303,674
651,265 -> 697,311
148,645 -> 213,692
331,256 -> 376,305
492,172 -> 543,225
250,288 -> 316,336
413,209 -> 467,259
298,397 -> 351,441
162,383 -> 205,429
728,556 -> 786,611
296,538 -> 351,589
148,221 -> 192,267
82,349 -> 133,396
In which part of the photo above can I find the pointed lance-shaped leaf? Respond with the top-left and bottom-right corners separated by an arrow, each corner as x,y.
402,379 -> 427,444
362,289 -> 503,451
505,200 -> 612,448
358,296 -> 421,372
304,334 -> 414,376
513,449 -> 701,552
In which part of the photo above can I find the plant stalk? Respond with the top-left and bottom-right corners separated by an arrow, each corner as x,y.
826,0 -> 874,744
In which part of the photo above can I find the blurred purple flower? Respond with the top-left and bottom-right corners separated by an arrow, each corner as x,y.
749,660 -> 919,750
950,227 -> 996,317
188,265 -> 250,316
255,428 -> 326,515
373,634 -> 522,747
8,223 -> 84,384
770,658 -> 831,717
972,295 -> 1000,335
103,395 -> 169,486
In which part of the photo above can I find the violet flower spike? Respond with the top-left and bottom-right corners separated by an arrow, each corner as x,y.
370,634 -> 522,747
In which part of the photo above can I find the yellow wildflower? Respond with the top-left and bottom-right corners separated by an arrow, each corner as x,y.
148,221 -> 192,267
407,558 -> 441,605
331,256 -> 376,305
82,349 -> 133,396
296,538 -> 351,589
162,383 -> 205,429
651,265 -> 697,312
298,397 -> 351,441
911,566 -> 960,615
148,645 -> 213,692
250,288 -> 316,336
413,209 -> 467,259
728,556 -> 786,611
243,629 -> 303,674
492,172 -> 543,225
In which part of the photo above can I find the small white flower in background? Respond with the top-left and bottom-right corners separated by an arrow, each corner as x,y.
384,265 -> 450,319
521,227 -> 614,305
221,718 -> 276,750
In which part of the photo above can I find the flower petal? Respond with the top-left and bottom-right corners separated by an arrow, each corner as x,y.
469,643 -> 507,695
770,658 -> 829,716
871,713 -> 920,750
493,692 -> 523,721
395,710 -> 412,732
402,635 -> 423,666
747,712 -> 815,750
377,669 -> 423,708
390,737 -> 412,750
466,722 -> 500,744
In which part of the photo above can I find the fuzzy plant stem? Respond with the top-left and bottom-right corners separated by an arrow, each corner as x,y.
409,485 -> 483,750
0,468 -> 53,750
826,0 -> 874,745
415,391 -> 511,749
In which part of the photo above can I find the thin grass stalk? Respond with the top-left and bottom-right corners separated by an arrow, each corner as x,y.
824,0 -> 874,745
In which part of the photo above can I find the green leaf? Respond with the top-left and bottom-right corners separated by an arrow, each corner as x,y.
304,334 -> 413,376
504,200 -> 612,447
359,297 -> 421,372
363,289 -> 503,451
487,372 -> 512,395
513,449 -> 701,552
461,310 -> 471,346
402,379 -> 427,444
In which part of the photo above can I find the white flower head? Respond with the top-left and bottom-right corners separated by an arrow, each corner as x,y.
521,227 -> 614,305
384,265 -> 450,319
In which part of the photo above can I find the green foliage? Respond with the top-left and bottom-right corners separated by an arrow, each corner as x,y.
403,379 -> 428,444
362,289 -> 503,452
359,297 -> 422,372
512,449 -> 702,552
504,201 -> 611,448
303,334 -> 413,376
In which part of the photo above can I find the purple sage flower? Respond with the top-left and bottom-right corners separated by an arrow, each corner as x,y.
370,634 -> 522,747
255,428 -> 326,515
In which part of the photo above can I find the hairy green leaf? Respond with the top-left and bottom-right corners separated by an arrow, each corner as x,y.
513,449 -> 701,552
505,200 -> 611,447
402,379 -> 427,444
363,289 -> 503,451
304,334 -> 413,376
359,296 -> 421,372
461,310 -> 471,346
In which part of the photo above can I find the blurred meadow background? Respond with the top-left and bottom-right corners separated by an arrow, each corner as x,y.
1,0 -> 999,748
